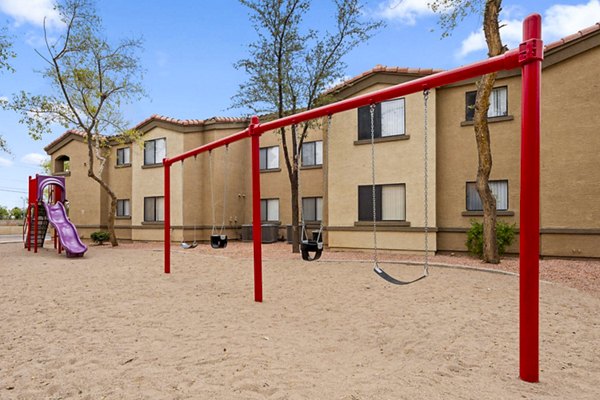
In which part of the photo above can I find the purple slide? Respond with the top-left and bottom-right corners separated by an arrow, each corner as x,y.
44,201 -> 88,257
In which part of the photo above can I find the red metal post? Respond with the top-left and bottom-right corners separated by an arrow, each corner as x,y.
164,161 -> 171,274
519,13 -> 543,383
34,201 -> 38,253
249,116 -> 263,303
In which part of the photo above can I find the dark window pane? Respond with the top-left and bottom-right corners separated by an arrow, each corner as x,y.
358,105 -> 381,140
302,143 -> 315,166
144,197 -> 155,221
466,91 -> 477,121
144,140 -> 155,165
260,199 -> 267,221
259,148 -> 267,170
302,198 -> 316,221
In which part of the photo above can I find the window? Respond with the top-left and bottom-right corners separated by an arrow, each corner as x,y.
116,147 -> 131,166
301,141 -> 323,167
302,197 -> 323,221
465,86 -> 508,121
116,199 -> 130,217
144,138 -> 166,165
144,196 -> 164,222
259,146 -> 279,170
358,98 -> 405,140
466,180 -> 508,211
54,155 -> 70,173
260,199 -> 279,221
358,184 -> 405,221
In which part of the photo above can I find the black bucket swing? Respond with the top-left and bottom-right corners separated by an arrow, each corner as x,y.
297,118 -> 329,262
209,146 -> 229,249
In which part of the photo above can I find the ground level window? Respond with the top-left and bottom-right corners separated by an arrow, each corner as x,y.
466,180 -> 508,211
302,197 -> 323,221
301,141 -> 323,167
116,199 -> 130,217
261,198 -> 279,222
144,196 -> 164,222
358,184 -> 405,221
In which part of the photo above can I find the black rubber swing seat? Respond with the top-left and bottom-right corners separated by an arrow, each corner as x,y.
373,264 -> 427,285
210,234 -> 228,249
301,240 -> 323,261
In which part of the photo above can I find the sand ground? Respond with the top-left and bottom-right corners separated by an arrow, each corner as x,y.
1,241 -> 599,399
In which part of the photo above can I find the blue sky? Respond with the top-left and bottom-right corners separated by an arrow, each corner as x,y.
0,0 -> 598,208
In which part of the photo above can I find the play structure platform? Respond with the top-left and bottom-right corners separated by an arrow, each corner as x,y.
24,175 -> 87,257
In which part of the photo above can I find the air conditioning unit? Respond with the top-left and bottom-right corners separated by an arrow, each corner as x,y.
241,224 -> 279,243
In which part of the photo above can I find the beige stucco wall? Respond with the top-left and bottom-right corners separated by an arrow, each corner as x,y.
327,85 -> 437,253
50,139 -> 103,238
435,44 -> 600,257
107,143 -> 133,240
259,123 -> 324,239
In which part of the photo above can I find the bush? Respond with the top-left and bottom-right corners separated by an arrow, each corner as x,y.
466,220 -> 516,258
91,231 -> 110,245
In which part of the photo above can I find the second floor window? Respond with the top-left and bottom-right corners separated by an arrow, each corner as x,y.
116,147 -> 131,165
466,180 -> 508,211
358,98 -> 405,140
260,198 -> 279,221
144,138 -> 166,165
358,184 -> 406,221
301,141 -> 323,167
466,86 -> 508,121
259,146 -> 279,170
116,199 -> 130,217
144,196 -> 164,222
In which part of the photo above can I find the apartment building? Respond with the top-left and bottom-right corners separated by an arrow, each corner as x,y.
45,23 -> 600,257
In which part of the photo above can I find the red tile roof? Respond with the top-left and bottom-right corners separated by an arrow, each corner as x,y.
134,114 -> 249,130
324,65 -> 444,96
44,129 -> 86,153
544,22 -> 600,51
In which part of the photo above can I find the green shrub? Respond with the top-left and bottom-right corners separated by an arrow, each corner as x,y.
91,231 -> 110,245
466,220 -> 516,258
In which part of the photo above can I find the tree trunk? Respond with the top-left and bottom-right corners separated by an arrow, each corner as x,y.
290,169 -> 300,253
473,0 -> 504,264
86,137 -> 119,247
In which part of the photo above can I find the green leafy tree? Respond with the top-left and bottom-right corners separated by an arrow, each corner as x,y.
0,206 -> 9,220
0,26 -> 16,153
5,0 -> 145,246
429,0 -> 505,263
10,207 -> 24,220
234,0 -> 382,252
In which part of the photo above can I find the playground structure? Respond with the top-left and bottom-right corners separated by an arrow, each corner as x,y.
163,15 -> 542,382
24,174 -> 87,258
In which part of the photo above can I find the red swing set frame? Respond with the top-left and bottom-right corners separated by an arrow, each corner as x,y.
163,14 -> 543,382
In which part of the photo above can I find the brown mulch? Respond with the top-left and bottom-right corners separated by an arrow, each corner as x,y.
117,240 -> 600,297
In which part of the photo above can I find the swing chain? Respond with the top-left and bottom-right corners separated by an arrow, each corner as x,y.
209,150 -> 216,236
220,145 -> 229,235
423,89 -> 430,276
369,103 -> 379,265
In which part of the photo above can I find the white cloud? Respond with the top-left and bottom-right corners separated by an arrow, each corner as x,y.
21,153 -> 48,166
456,19 -> 522,59
0,0 -> 62,29
456,0 -> 600,59
544,0 -> 600,41
0,156 -> 13,167
376,0 -> 434,25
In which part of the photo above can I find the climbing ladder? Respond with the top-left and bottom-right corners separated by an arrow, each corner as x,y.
24,205 -> 49,249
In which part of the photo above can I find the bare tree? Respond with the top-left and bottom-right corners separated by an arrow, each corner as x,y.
429,0 -> 505,263
234,0 -> 383,252
6,0 -> 145,246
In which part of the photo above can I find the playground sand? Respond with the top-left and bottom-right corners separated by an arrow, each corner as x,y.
1,242 -> 599,399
